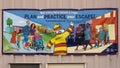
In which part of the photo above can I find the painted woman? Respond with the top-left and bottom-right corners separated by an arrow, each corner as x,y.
29,23 -> 36,44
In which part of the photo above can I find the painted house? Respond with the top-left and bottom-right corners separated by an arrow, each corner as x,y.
92,10 -> 118,43
13,26 -> 24,33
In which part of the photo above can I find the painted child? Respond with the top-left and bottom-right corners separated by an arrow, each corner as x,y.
105,29 -> 109,44
99,27 -> 105,46
17,33 -> 21,48
10,27 -> 19,50
94,29 -> 99,47
34,32 -> 42,45
34,31 -> 44,50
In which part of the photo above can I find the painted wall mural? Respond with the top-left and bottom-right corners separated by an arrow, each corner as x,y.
2,8 -> 118,55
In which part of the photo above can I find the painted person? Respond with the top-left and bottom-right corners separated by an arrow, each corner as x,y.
84,23 -> 93,50
23,21 -> 30,49
94,29 -> 99,47
34,31 -> 44,50
17,33 -> 21,49
67,31 -> 75,46
99,27 -> 105,46
29,23 -> 36,43
105,29 -> 109,44
10,27 -> 19,50
75,24 -> 85,50
46,22 -> 74,55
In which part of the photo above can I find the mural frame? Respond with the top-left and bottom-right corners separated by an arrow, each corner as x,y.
2,8 -> 118,55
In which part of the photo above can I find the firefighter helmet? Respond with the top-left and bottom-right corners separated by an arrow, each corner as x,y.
53,24 -> 61,31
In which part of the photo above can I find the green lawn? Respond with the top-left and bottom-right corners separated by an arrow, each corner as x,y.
3,36 -> 15,52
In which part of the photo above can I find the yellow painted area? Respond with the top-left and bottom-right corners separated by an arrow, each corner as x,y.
104,24 -> 108,30
54,53 -> 66,56
108,24 -> 115,40
54,35 -> 66,44
28,35 -> 34,41
54,47 -> 67,51
68,28 -> 72,31
35,24 -> 41,33
95,25 -> 102,32
47,44 -> 52,48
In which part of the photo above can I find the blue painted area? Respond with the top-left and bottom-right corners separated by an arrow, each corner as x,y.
4,9 -> 114,29
102,43 -> 118,54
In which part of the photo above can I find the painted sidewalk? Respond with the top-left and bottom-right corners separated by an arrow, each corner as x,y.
68,43 -> 112,53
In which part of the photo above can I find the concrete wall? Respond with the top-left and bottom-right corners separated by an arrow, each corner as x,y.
0,0 -> 120,68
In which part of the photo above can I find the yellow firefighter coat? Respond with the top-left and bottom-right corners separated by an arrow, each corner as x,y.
46,26 -> 73,55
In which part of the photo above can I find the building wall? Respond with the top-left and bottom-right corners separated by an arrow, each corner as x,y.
0,0 -> 120,68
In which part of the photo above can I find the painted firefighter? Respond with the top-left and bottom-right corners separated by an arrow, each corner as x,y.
46,22 -> 74,55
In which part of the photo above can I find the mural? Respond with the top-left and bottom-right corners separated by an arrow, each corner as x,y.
2,8 -> 118,55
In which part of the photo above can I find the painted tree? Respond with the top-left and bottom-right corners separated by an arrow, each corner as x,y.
6,18 -> 13,27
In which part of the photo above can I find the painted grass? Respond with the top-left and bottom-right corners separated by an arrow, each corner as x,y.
3,36 -> 15,52
42,33 -> 54,45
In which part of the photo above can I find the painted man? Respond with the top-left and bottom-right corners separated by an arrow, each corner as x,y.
23,21 -> 30,49
84,23 -> 93,50
46,22 -> 74,55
